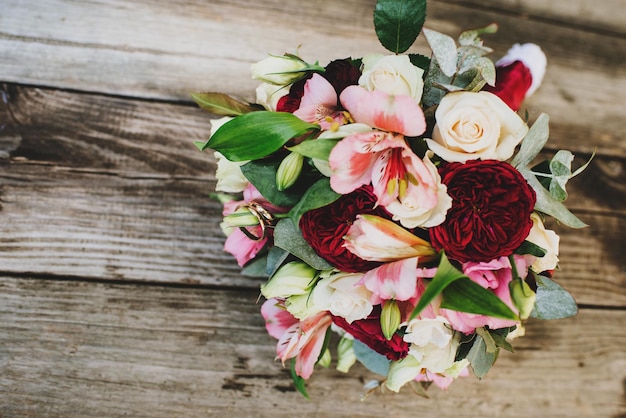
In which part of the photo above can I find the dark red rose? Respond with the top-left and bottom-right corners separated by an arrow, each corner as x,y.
331,306 -> 409,361
323,59 -> 361,97
483,61 -> 532,111
429,160 -> 536,263
299,186 -> 389,273
276,75 -> 312,113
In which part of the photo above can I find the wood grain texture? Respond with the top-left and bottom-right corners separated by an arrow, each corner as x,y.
0,0 -> 625,156
0,85 -> 624,304
0,277 -> 624,418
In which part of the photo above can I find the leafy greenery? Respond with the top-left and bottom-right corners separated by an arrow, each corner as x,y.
289,178 -> 340,226
190,92 -> 259,116
290,358 -> 309,399
374,0 -> 427,53
353,339 -> 390,376
198,111 -> 318,161
531,275 -> 578,319
273,219 -> 333,271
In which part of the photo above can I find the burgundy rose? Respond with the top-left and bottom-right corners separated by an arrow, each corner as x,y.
276,75 -> 312,113
332,306 -> 409,361
483,61 -> 532,111
429,159 -> 536,263
299,186 -> 389,273
323,59 -> 361,97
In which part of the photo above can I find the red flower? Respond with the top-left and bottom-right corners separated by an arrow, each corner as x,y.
331,306 -> 409,361
299,186 -> 389,273
429,160 -> 536,263
276,75 -> 311,113
483,61 -> 532,111
323,58 -> 361,97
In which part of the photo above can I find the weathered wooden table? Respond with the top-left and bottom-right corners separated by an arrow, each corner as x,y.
1,1 -> 625,416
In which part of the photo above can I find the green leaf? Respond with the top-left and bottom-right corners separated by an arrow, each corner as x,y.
519,167 -> 588,228
353,339 -> 390,376
423,28 -> 458,77
458,23 -> 498,46
190,92 -> 258,116
467,335 -> 497,379
475,327 -> 497,354
548,150 -> 574,201
240,159 -> 303,207
511,113 -> 550,168
266,246 -> 290,277
531,275 -> 578,319
409,252 -> 465,320
241,255 -> 269,278
408,54 -> 431,74
273,219 -> 333,271
201,111 -> 318,161
490,331 -> 514,353
289,178 -> 340,226
290,358 -> 310,399
288,138 -> 338,160
441,278 -> 519,320
515,240 -> 547,258
374,0 -> 427,54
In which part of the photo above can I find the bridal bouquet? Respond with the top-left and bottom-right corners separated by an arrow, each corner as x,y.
193,0 -> 590,397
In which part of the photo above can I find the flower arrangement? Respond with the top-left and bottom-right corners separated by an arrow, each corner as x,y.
193,0 -> 591,397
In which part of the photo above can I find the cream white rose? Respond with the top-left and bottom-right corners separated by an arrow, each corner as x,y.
402,316 -> 459,373
255,82 -> 288,111
311,271 -> 373,324
526,212 -> 560,272
426,91 -> 529,162
358,54 -> 424,101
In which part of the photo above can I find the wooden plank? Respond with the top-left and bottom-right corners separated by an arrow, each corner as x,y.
449,0 -> 626,35
1,86 -> 624,304
0,277 -> 624,418
0,1 -> 624,155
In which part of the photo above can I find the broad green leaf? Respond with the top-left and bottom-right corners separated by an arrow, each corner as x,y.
423,28 -> 458,77
409,252 -> 465,320
519,168 -> 588,228
190,92 -> 258,116
531,275 -> 578,319
241,255 -> 269,278
511,114 -> 550,168
288,138 -> 338,160
440,278 -> 518,320
240,160 -> 303,207
290,358 -> 309,399
458,23 -> 498,46
374,0 -> 427,54
408,54 -> 431,73
490,332 -> 514,353
515,240 -> 547,258
353,339 -> 390,376
273,219 -> 333,271
201,111 -> 318,161
466,335 -> 497,379
289,178 -> 340,226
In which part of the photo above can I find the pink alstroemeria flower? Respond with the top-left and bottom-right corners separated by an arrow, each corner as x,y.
339,85 -> 426,137
261,298 -> 332,379
329,87 -> 436,209
344,214 -> 436,262
293,73 -> 349,130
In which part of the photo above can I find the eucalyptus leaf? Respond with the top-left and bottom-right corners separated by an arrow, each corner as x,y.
273,219 -> 333,271
422,58 -> 450,107
266,246 -> 290,277
289,178 -> 340,226
288,138 -> 338,160
202,111 -> 318,161
490,332 -> 514,353
466,335 -> 497,379
515,240 -> 547,258
458,23 -> 498,46
374,0 -> 427,54
241,255 -> 269,278
353,339 -> 390,376
423,28 -> 458,77
531,275 -> 578,319
548,150 -> 574,201
475,327 -> 497,354
441,278 -> 518,320
519,168 -> 588,228
511,114 -> 550,168
191,92 -> 258,116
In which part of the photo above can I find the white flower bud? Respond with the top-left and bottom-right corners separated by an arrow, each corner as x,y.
276,152 -> 304,191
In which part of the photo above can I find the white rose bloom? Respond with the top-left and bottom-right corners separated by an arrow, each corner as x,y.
255,82 -> 288,111
426,91 -> 529,162
359,54 -> 425,102
526,212 -> 560,272
311,271 -> 373,324
403,316 -> 459,373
